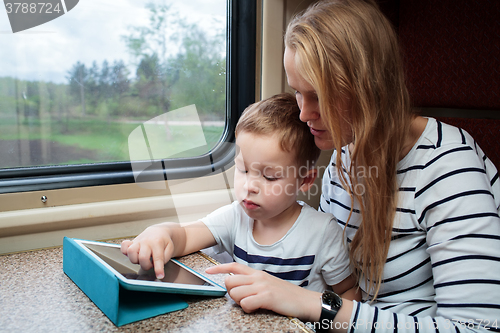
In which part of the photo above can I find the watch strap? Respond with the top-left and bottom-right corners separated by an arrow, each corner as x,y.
317,290 -> 342,331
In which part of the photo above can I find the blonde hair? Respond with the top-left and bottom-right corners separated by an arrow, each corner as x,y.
236,93 -> 321,170
285,0 -> 414,299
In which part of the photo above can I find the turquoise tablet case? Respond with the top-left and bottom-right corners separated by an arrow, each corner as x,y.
63,237 -> 188,326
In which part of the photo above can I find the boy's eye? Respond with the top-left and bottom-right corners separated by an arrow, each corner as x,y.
237,167 -> 247,174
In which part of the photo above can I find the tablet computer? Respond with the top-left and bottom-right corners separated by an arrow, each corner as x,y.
74,239 -> 226,297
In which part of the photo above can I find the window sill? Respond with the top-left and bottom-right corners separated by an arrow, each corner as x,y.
0,187 -> 234,254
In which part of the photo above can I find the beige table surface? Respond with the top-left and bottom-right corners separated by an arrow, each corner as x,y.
0,240 -> 312,332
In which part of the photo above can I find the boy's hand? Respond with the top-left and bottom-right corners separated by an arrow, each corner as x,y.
121,225 -> 175,279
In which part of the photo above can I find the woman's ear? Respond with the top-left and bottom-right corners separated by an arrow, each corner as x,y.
299,168 -> 318,192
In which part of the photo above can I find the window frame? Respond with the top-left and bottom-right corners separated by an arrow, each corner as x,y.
0,0 -> 256,195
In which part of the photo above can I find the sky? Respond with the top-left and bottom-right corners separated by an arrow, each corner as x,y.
0,0 -> 226,84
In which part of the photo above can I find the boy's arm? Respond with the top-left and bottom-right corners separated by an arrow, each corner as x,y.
331,275 -> 361,302
121,221 -> 216,279
319,218 -> 361,301
180,221 -> 218,255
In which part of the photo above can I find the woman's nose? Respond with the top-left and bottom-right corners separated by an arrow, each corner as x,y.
298,98 -> 320,123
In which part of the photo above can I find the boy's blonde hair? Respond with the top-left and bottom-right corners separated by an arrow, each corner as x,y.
235,93 -> 320,170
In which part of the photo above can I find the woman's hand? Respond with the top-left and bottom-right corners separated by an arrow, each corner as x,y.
121,224 -> 177,279
206,262 -> 322,321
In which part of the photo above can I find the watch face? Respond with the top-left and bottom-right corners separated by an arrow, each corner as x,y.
322,290 -> 342,310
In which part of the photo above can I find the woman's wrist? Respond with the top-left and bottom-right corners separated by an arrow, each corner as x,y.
298,290 -> 354,323
298,290 -> 323,322
332,299 -> 353,332
312,293 -> 353,333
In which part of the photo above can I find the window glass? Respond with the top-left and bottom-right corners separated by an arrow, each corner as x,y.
0,0 -> 227,169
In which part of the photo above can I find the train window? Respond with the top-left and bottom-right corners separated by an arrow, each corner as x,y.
0,0 -> 256,194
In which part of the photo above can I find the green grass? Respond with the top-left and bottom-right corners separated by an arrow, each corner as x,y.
0,117 -> 225,166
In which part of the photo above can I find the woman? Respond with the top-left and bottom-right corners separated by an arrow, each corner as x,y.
206,0 -> 500,331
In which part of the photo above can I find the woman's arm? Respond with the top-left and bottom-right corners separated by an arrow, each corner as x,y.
206,263 -> 323,321
206,263 -> 355,332
331,274 -> 361,302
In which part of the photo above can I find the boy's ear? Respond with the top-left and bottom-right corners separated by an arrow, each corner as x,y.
299,168 -> 318,192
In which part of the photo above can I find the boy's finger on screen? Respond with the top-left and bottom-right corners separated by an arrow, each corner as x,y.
152,242 -> 174,279
153,257 -> 165,279
150,246 -> 166,279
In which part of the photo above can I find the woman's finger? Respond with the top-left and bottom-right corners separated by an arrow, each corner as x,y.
225,276 -> 282,314
205,262 -> 256,275
225,280 -> 261,302
223,273 -> 258,291
239,293 -> 270,313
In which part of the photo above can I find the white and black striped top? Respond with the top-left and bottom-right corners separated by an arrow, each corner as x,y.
320,117 -> 500,332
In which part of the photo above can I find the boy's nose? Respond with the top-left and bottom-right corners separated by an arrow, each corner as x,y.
244,177 -> 260,194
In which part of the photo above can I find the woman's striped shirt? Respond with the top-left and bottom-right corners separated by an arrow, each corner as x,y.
320,117 -> 500,332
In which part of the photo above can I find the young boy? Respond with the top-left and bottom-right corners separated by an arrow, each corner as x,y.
121,93 -> 356,296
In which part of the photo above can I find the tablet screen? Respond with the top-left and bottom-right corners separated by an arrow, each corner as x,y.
123,261 -> 210,286
85,243 -> 209,286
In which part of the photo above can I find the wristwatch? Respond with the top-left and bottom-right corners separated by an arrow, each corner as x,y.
319,290 -> 343,323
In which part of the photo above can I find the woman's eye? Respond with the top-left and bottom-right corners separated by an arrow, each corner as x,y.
264,175 -> 278,181
237,167 -> 247,174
